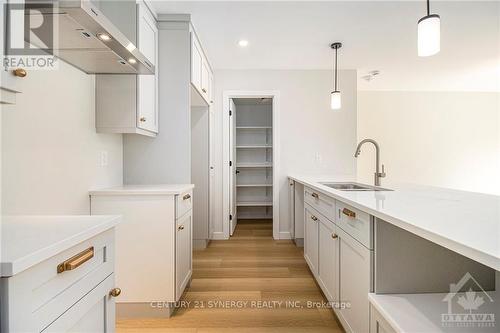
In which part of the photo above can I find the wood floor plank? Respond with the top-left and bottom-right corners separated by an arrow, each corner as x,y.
116,220 -> 343,332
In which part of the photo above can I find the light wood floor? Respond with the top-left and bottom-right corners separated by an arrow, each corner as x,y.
117,220 -> 343,332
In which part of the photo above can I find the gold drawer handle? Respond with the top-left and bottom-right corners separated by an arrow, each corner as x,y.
178,225 -> 185,231
202,88 -> 207,93
331,233 -> 338,239
311,215 -> 318,221
57,247 -> 94,274
342,208 -> 356,218
109,288 -> 121,297
183,194 -> 191,200
139,117 -> 146,122
13,68 -> 27,77
311,192 -> 319,199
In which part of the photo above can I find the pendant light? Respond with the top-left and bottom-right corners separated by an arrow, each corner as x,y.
418,0 -> 440,57
330,42 -> 342,110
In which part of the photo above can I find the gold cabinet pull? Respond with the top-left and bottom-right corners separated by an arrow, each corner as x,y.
311,192 -> 319,199
109,288 -> 121,297
183,194 -> 191,200
139,117 -> 146,122
202,88 -> 207,93
178,225 -> 185,231
311,215 -> 318,221
13,68 -> 27,77
57,247 -> 94,274
342,208 -> 356,218
331,233 -> 338,239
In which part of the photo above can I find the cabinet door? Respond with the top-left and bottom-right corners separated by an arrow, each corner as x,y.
1,0 -> 22,104
289,180 -> 295,239
338,228 -> 372,333
191,36 -> 202,93
318,218 -> 339,302
304,204 -> 319,276
137,1 -> 158,133
201,59 -> 210,100
176,211 -> 192,300
42,274 -> 116,332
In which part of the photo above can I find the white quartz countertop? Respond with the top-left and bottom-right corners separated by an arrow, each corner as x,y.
89,184 -> 194,196
289,175 -> 500,271
368,292 -> 500,332
1,215 -> 121,277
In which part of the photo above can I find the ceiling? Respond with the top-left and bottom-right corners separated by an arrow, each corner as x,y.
149,1 -> 500,91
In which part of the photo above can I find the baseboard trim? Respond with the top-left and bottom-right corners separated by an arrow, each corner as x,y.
211,231 -> 228,240
279,231 -> 292,240
193,239 -> 208,249
116,302 -> 176,318
294,238 -> 304,247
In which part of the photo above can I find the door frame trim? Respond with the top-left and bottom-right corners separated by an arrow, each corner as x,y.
222,90 -> 281,240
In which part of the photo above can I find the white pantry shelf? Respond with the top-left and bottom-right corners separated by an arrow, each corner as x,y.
236,145 -> 273,149
236,126 -> 272,130
236,163 -> 273,168
237,184 -> 273,187
237,201 -> 273,207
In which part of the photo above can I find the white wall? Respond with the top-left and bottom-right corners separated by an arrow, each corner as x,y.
213,69 -> 358,238
357,91 -> 500,195
2,61 -> 123,214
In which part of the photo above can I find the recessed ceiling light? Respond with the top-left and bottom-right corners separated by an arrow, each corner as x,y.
128,58 -> 137,64
238,40 -> 249,47
97,33 -> 111,41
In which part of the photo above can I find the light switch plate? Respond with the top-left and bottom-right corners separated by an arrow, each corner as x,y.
100,151 -> 108,167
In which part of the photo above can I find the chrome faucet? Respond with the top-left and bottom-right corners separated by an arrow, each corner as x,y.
354,139 -> 386,186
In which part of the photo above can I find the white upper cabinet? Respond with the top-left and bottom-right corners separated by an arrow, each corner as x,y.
137,0 -> 158,133
191,31 -> 213,105
95,0 -> 158,137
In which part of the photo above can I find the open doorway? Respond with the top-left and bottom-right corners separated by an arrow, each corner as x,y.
223,91 -> 280,240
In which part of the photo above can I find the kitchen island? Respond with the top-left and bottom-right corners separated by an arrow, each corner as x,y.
289,175 -> 500,333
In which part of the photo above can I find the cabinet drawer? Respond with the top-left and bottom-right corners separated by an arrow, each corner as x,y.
304,186 -> 336,222
336,201 -> 373,249
4,230 -> 115,332
176,190 -> 193,219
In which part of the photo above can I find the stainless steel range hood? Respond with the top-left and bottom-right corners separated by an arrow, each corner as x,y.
24,0 -> 154,74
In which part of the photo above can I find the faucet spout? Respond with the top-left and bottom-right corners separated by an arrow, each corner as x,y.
354,139 -> 386,186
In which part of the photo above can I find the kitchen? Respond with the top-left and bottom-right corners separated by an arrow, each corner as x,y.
0,0 -> 499,332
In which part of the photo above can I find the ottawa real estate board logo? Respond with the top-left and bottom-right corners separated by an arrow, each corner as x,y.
441,272 -> 495,329
3,2 -> 58,70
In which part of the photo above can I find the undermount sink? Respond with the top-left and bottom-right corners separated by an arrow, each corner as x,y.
319,182 -> 393,192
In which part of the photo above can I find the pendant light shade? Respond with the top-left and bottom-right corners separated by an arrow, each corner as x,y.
330,42 -> 342,111
418,0 -> 440,57
331,91 -> 341,110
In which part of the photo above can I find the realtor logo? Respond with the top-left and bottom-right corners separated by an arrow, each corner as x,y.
3,2 -> 58,70
441,272 -> 495,328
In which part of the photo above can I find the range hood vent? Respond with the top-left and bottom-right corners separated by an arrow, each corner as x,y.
23,0 -> 154,74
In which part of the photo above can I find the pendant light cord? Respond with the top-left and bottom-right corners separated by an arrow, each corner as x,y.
334,47 -> 338,91
427,0 -> 430,16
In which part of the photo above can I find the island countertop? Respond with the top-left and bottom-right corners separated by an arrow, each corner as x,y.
89,184 -> 194,196
1,215 -> 121,277
289,175 -> 500,271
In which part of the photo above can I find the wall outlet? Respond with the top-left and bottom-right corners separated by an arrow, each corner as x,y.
315,153 -> 322,164
100,151 -> 108,167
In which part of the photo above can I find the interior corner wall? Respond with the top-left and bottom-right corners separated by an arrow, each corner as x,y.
357,91 -> 500,195
212,69 -> 358,238
123,22 -> 192,185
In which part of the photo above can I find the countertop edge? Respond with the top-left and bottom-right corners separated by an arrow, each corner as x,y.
89,184 -> 195,196
1,215 -> 121,277
289,175 -> 500,271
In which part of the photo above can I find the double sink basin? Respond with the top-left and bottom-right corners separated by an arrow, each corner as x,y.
320,182 -> 393,192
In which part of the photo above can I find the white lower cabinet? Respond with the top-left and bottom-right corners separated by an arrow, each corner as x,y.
318,216 -> 339,302
370,305 -> 396,333
0,229 -> 117,333
89,186 -> 194,315
304,204 -> 319,275
303,191 -> 373,333
337,227 -> 372,333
